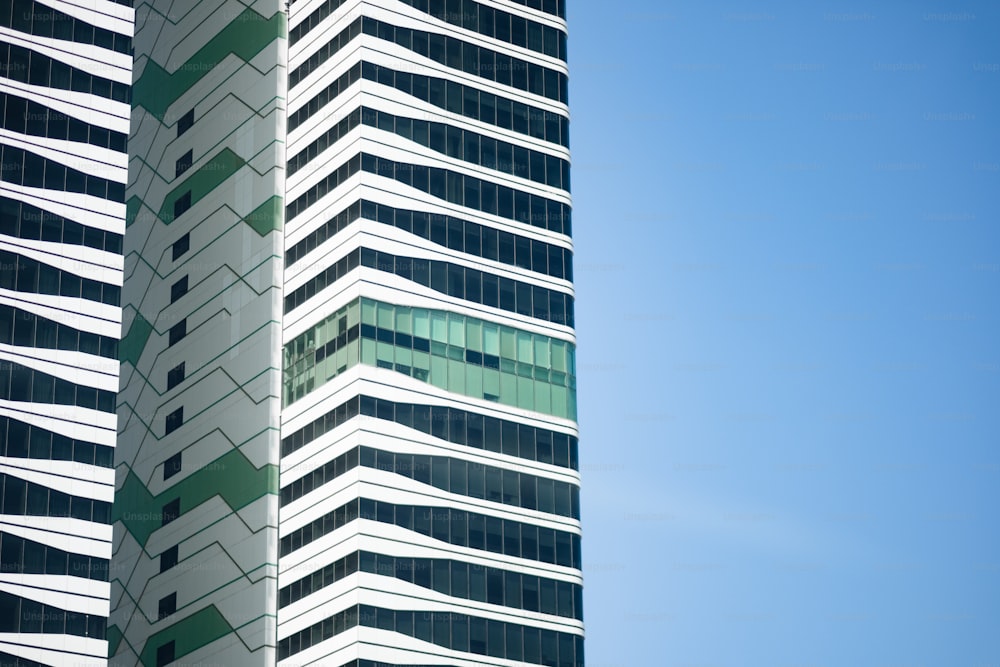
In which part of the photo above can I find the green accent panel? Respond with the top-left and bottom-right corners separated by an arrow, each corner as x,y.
132,8 -> 286,118
120,311 -> 154,366
107,624 -> 123,657
139,606 -> 233,667
126,196 -> 142,227
285,298 -> 578,418
158,148 -> 246,224
243,195 -> 283,236
113,449 -> 278,547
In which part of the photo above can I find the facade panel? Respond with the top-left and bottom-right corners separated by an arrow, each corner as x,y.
0,1 -> 132,664
111,1 -> 579,665
110,1 -> 287,665
278,1 -> 580,665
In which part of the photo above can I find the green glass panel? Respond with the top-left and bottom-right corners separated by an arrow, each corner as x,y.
377,301 -> 394,329
483,322 -> 500,356
467,364 -> 483,398
414,308 -> 430,338
361,299 -> 377,325
396,306 -> 412,334
534,336 -> 550,367
484,368 -> 500,398
376,341 -> 393,366
517,331 -> 533,364
466,319 -> 482,352
431,311 -> 448,342
448,316 -> 465,346
448,358 -> 466,394
431,356 -> 448,389
361,339 -> 376,365
500,328 -> 516,358
413,350 -> 430,371
567,345 -> 576,374
286,297 -> 577,418
535,379 -> 551,414
551,385 -> 568,419
517,375 -> 534,410
551,339 -> 567,372
500,371 -> 517,404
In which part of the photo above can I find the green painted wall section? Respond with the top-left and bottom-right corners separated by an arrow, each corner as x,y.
159,147 -> 246,224
125,152 -> 282,230
132,8 -> 286,119
119,311 -> 154,367
107,624 -> 123,657
138,605 -> 233,667
244,195 -> 283,236
126,196 -> 142,229
113,448 -> 278,547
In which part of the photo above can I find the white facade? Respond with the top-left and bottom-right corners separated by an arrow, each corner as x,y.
0,1 -> 133,665
279,0 -> 581,665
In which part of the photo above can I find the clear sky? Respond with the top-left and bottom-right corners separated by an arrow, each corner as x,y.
569,2 -> 1000,665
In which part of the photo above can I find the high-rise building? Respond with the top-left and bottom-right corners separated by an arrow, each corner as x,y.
113,0 -> 580,665
0,1 -> 133,665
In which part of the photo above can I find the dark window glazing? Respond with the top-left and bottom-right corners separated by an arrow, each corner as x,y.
285,200 -> 572,281
0,305 -> 118,359
171,233 -> 190,261
0,250 -> 120,306
159,545 -> 178,573
396,0 -> 567,60
0,0 -> 132,54
359,17 -> 567,103
279,497 -> 582,570
289,0 -> 565,47
163,452 -> 181,480
281,396 -> 577,468
0,362 -> 115,412
0,94 -> 128,152
0,144 -> 124,202
0,197 -> 123,254
278,549 -> 582,620
174,150 -> 192,178
277,604 -> 582,665
0,591 -> 106,639
280,445 -> 579,518
0,41 -> 128,103
176,109 -> 194,137
166,362 -> 185,390
0,416 -> 113,467
286,154 -> 571,238
0,532 -> 109,581
289,107 -> 568,190
0,473 -> 110,523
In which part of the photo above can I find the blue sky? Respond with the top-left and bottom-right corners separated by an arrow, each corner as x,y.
569,2 -> 1000,665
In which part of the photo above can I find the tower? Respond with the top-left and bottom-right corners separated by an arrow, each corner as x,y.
110,1 -> 286,664
113,1 -> 581,665
278,1 -> 581,665
0,1 -> 132,664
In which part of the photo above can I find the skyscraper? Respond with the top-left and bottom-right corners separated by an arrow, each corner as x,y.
0,1 -> 132,665
113,0 -> 580,665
